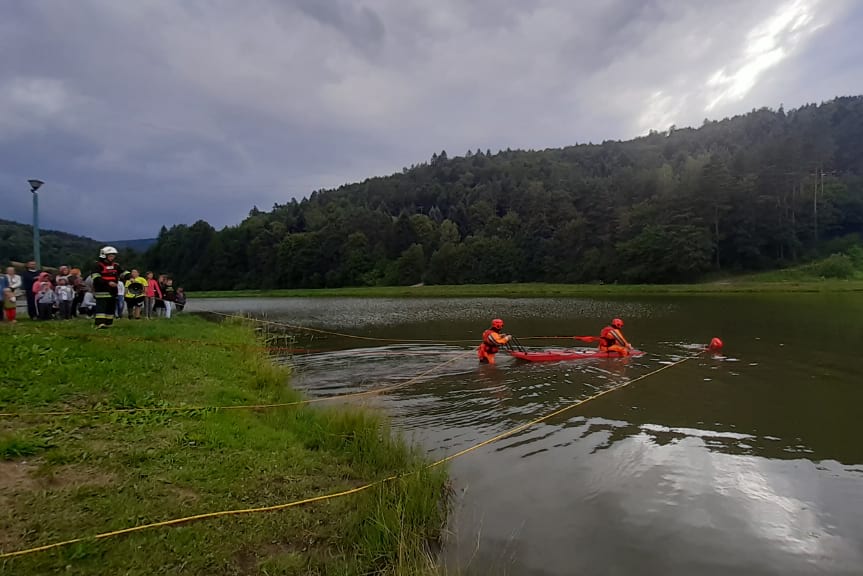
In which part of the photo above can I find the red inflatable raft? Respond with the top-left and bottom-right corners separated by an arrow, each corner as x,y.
508,348 -> 644,362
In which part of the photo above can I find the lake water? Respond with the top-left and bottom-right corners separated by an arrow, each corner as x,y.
189,295 -> 863,576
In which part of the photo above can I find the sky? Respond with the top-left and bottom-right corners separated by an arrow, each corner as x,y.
1,0 -> 861,241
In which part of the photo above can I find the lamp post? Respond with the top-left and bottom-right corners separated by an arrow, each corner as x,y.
29,179 -> 44,268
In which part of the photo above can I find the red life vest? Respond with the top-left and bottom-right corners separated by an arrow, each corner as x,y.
600,326 -> 622,348
481,329 -> 502,354
97,260 -> 120,283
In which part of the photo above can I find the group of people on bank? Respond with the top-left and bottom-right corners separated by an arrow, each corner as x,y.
478,317 -> 632,364
90,246 -> 186,328
1,246 -> 186,326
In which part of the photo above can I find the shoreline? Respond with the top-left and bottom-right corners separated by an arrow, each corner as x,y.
0,315 -> 448,575
188,279 -> 863,299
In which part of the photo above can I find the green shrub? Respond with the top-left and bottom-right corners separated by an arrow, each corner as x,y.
811,253 -> 855,279
845,244 -> 863,267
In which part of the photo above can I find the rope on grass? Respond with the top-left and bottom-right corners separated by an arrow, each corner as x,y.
0,352 -> 701,560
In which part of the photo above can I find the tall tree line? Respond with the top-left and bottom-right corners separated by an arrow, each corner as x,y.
146,96 -> 863,289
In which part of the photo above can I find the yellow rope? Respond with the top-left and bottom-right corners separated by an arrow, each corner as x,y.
0,483 -> 382,559
0,352 -> 699,560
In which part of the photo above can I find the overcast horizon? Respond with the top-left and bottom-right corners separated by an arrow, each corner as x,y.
2,0 -> 862,241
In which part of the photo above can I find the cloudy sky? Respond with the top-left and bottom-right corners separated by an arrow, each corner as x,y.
1,0 -> 861,240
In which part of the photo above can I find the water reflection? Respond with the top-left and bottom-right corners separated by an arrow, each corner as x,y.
198,295 -> 863,575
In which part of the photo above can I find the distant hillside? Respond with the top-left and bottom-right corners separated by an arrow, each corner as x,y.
1,220 -> 147,270
1,219 -> 102,268
148,96 -> 863,289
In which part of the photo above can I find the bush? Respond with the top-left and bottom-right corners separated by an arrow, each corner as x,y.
845,244 -> 863,267
811,253 -> 855,279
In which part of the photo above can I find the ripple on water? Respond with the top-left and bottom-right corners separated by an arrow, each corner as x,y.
208,296 -> 863,575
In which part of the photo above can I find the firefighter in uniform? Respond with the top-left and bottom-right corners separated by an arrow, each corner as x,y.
92,246 -> 121,328
478,318 -> 511,364
598,318 -> 632,356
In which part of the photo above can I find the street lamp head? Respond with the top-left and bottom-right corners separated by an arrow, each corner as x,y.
28,179 -> 44,192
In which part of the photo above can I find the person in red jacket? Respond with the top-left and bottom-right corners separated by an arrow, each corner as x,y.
599,318 -> 632,356
478,318 -> 511,365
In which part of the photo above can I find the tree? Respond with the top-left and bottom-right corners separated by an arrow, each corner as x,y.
141,96 -> 863,288
396,244 -> 425,285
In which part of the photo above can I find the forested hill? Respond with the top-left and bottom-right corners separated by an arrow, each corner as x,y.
1,219 -> 102,268
0,220 -> 147,271
147,96 -> 863,290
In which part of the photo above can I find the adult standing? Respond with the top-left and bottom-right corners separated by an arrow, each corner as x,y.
92,246 -> 121,329
21,260 -> 40,320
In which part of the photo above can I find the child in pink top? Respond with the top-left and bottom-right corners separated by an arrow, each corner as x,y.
144,271 -> 162,319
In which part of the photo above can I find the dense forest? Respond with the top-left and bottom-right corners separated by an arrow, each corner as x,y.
16,97 -> 863,288
146,96 -> 863,289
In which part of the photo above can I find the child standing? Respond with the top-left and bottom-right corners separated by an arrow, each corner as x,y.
174,287 -> 186,312
55,277 -> 75,320
3,287 -> 16,323
36,282 -> 56,320
80,291 -> 97,318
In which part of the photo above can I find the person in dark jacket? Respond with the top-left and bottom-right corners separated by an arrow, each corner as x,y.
92,246 -> 121,328
21,260 -> 40,320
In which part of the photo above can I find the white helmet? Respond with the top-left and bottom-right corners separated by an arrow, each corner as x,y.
99,246 -> 119,259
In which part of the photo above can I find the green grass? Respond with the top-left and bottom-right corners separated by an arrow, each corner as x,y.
190,278 -> 863,299
0,316 -> 448,575
724,259 -> 863,284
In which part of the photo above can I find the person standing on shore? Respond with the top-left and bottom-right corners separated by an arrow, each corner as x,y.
55,277 -> 74,320
69,268 -> 85,317
124,269 -> 147,319
3,287 -> 17,323
92,246 -> 121,329
0,267 -> 21,323
115,272 -> 127,319
144,271 -> 162,319
174,287 -> 187,312
21,261 -> 39,320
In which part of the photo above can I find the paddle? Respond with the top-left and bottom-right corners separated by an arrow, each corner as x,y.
505,335 -> 528,354
572,336 -> 600,343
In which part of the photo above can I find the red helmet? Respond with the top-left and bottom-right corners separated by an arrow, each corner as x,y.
611,318 -> 624,329
491,318 -> 504,329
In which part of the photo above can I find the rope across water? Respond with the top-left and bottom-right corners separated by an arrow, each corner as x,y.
0,342 -> 701,559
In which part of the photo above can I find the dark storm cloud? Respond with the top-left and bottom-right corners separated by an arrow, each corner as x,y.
0,0 -> 860,240
292,0 -> 387,56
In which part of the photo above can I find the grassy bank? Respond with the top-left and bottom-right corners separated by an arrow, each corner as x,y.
189,278 -> 863,299
0,316 -> 448,575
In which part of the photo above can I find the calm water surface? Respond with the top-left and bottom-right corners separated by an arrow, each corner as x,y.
190,295 -> 863,575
